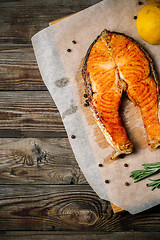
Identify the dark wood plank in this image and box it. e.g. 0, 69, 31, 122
0, 47, 46, 90
0, 0, 102, 91
1, 0, 159, 234
0, 138, 86, 184
0, 91, 67, 137
1, 231, 160, 240
0, 185, 113, 231
0, 185, 159, 231
0, 0, 102, 46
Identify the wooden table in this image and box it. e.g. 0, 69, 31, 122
0, 0, 160, 239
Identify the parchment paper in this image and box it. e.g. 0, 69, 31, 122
32, 0, 160, 214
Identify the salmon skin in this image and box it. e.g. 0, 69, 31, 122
82, 29, 160, 160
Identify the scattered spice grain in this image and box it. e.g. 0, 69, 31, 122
105, 180, 110, 184
125, 182, 130, 186
138, 1, 143, 5
72, 40, 77, 44
98, 164, 103, 167
67, 49, 72, 52
124, 163, 128, 167
71, 135, 76, 139
134, 16, 137, 20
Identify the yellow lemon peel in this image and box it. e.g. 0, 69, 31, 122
136, 2, 160, 45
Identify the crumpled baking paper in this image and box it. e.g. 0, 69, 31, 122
32, 0, 160, 214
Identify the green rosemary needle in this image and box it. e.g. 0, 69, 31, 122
130, 162, 160, 190
147, 179, 160, 191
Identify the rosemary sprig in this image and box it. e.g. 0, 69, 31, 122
147, 179, 160, 191
130, 162, 160, 190
130, 162, 160, 182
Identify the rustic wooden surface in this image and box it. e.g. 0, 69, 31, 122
0, 0, 160, 239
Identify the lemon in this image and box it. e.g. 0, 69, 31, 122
136, 2, 160, 45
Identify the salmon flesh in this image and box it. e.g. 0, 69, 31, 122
82, 29, 160, 160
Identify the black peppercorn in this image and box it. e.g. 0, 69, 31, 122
138, 1, 143, 5
134, 16, 137, 20
67, 49, 72, 52
125, 182, 130, 186
105, 179, 110, 184
84, 94, 88, 98
98, 164, 103, 167
71, 135, 76, 139
72, 40, 77, 44
124, 163, 128, 167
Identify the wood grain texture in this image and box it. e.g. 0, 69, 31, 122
1, 0, 160, 236
0, 0, 101, 91
0, 47, 46, 90
0, 138, 86, 184
0, 185, 159, 232
0, 91, 67, 137
1, 231, 160, 240
0, 0, 102, 46
0, 185, 113, 231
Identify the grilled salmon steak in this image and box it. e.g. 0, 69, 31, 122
82, 29, 160, 159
